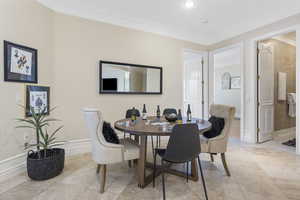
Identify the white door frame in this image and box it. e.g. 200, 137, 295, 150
249, 25, 300, 154
182, 49, 209, 119
209, 42, 245, 141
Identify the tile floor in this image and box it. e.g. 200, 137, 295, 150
0, 137, 299, 200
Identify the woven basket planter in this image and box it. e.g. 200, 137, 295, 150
27, 148, 65, 181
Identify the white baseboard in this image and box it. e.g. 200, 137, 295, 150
65, 139, 91, 156
0, 139, 91, 183
0, 153, 27, 183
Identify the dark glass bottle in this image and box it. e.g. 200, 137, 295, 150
131, 107, 137, 122
187, 104, 192, 122
177, 109, 183, 124
156, 105, 161, 119
142, 104, 147, 120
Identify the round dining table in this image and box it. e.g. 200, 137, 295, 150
114, 116, 211, 188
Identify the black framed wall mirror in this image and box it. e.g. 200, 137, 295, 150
99, 61, 163, 94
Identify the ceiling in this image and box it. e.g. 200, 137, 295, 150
37, 0, 300, 45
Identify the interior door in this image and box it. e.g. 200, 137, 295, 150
257, 43, 274, 143
183, 54, 203, 118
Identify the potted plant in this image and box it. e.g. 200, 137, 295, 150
16, 106, 65, 181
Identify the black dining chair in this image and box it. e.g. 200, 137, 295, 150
153, 108, 178, 149
163, 108, 177, 116
125, 108, 141, 119
153, 124, 208, 200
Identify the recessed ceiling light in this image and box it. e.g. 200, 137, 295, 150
199, 18, 208, 24
185, 0, 195, 9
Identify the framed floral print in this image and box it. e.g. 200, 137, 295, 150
26, 86, 50, 117
4, 41, 38, 83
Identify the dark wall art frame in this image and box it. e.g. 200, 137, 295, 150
4, 40, 38, 83
26, 85, 50, 117
99, 60, 163, 95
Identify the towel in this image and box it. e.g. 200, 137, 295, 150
287, 93, 296, 118
278, 72, 287, 101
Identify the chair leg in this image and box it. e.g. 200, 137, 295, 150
221, 153, 231, 177
186, 161, 189, 183
210, 154, 214, 162
161, 160, 166, 200
158, 136, 161, 147
151, 136, 155, 158
198, 156, 208, 200
128, 160, 132, 168
99, 165, 107, 193
96, 164, 100, 174
153, 151, 157, 188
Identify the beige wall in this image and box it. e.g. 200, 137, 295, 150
0, 1, 207, 162
0, 0, 207, 163
52, 13, 207, 141
262, 39, 296, 130
0, 0, 54, 160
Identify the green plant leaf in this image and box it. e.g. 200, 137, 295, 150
39, 127, 47, 142
39, 122, 49, 127
16, 105, 63, 152
48, 137, 56, 144
37, 107, 48, 121
49, 106, 57, 112
16, 118, 36, 126
48, 143, 65, 148
24, 143, 39, 150
39, 140, 46, 146
15, 125, 35, 129
49, 126, 63, 140
41, 118, 61, 123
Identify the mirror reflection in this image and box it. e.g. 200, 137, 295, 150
100, 61, 162, 94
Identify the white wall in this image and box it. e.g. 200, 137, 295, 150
214, 64, 241, 118
211, 19, 300, 149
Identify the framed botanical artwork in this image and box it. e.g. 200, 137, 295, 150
4, 41, 38, 83
230, 76, 241, 89
26, 86, 50, 117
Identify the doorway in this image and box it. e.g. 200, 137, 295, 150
183, 50, 205, 119
212, 45, 243, 140
257, 31, 297, 146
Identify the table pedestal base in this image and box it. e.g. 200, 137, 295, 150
138, 160, 199, 188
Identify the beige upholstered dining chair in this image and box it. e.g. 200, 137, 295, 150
200, 104, 235, 176
83, 108, 139, 193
